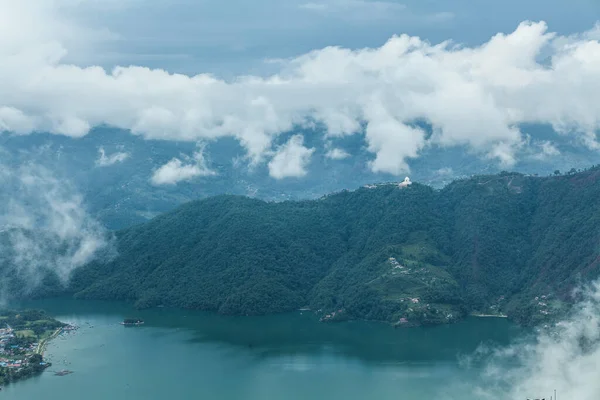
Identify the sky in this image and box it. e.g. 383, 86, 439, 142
1, 0, 600, 181
63, 0, 600, 76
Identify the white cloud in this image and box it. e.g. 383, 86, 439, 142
471, 281, 600, 400
531, 140, 561, 160
268, 135, 315, 179
539, 140, 561, 156
435, 167, 453, 176
0, 161, 110, 298
1, 1, 600, 176
95, 146, 130, 167
0, 0, 117, 61
326, 148, 351, 160
151, 147, 216, 185
0, 107, 37, 134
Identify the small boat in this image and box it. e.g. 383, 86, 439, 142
121, 318, 144, 326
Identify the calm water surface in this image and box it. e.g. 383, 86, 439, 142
2, 298, 521, 399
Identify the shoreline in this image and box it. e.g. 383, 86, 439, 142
35, 327, 63, 356
470, 313, 508, 318
0, 314, 73, 388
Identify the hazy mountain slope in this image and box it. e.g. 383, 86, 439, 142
1, 124, 598, 230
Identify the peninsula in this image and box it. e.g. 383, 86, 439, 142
0, 309, 75, 387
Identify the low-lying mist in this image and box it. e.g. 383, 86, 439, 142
0, 159, 111, 301
452, 281, 600, 400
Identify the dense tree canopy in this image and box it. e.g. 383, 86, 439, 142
15, 167, 600, 325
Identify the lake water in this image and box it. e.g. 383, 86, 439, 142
2, 298, 522, 399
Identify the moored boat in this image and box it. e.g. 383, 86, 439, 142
121, 318, 144, 326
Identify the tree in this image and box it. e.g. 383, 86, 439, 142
29, 354, 42, 365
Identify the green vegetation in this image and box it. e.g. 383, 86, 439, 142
0, 309, 69, 386
29, 166, 600, 326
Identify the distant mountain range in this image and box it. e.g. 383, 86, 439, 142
59, 167, 600, 327
1, 124, 598, 230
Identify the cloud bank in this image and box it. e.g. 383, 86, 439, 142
465, 282, 600, 400
1, 2, 600, 176
0, 161, 110, 298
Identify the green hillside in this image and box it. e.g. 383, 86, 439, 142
60, 166, 600, 326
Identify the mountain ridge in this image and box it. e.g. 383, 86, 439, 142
19, 166, 600, 326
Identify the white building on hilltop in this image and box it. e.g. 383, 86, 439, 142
399, 177, 412, 188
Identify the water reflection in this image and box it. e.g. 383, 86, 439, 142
20, 297, 521, 365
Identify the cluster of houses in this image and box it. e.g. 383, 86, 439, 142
388, 257, 430, 279
363, 177, 413, 190
320, 309, 344, 322
535, 295, 551, 315
397, 302, 454, 325
386, 257, 460, 323
0, 358, 28, 369
388, 257, 414, 276
0, 326, 16, 355
62, 325, 77, 333
0, 326, 40, 370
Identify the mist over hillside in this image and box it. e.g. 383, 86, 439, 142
0, 161, 111, 303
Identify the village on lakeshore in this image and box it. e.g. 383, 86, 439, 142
0, 309, 76, 387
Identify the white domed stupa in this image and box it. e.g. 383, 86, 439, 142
399, 177, 412, 188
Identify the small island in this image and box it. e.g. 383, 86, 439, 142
121, 318, 144, 326
0, 309, 75, 387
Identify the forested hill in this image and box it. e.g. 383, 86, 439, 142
68, 167, 600, 326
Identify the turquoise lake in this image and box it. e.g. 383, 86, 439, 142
1, 298, 522, 399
